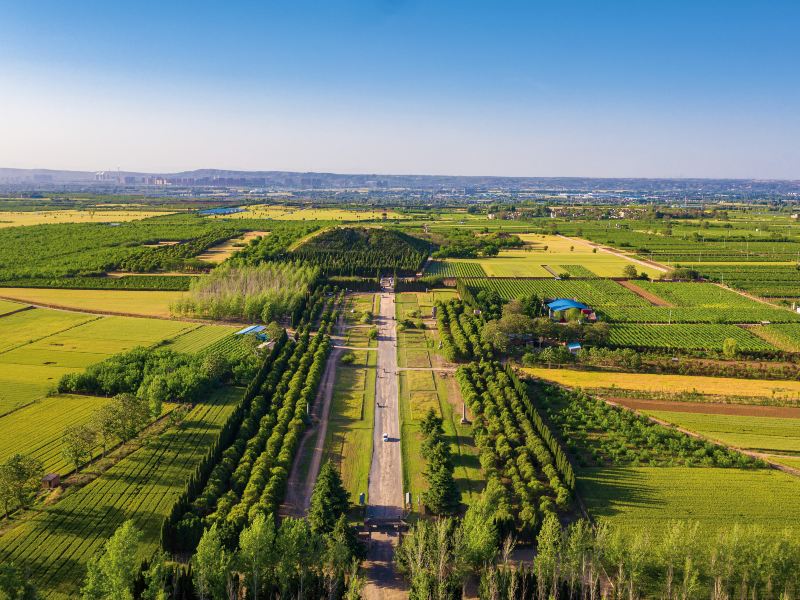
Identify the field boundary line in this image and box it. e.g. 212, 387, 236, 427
0, 304, 34, 319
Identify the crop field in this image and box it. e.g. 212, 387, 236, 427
642, 410, 800, 454
0, 309, 198, 413
578, 466, 800, 538
0, 394, 111, 474
424, 260, 486, 277
465, 278, 800, 324
162, 324, 238, 353
0, 287, 186, 318
457, 233, 663, 278
555, 220, 800, 264
323, 349, 376, 502
524, 368, 800, 402
464, 277, 653, 307
687, 263, 800, 298
0, 308, 97, 353
0, 299, 26, 315
0, 387, 241, 599
0, 209, 175, 228
607, 323, 776, 352
228, 204, 410, 221
754, 323, 800, 352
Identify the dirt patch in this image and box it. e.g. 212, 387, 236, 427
617, 280, 674, 306
197, 231, 269, 263
610, 396, 800, 418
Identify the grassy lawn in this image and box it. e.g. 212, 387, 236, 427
323, 347, 376, 505
396, 290, 484, 512
525, 367, 800, 402
578, 465, 800, 538
0, 287, 186, 318
643, 410, 800, 454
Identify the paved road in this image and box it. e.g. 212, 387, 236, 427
364, 284, 407, 599
367, 287, 403, 520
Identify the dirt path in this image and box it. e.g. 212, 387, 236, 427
364, 282, 408, 599
282, 314, 345, 517
617, 280, 674, 306
609, 397, 800, 418
557, 234, 669, 273
712, 281, 790, 309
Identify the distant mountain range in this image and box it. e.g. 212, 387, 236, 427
0, 167, 798, 195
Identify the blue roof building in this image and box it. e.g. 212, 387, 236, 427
546, 298, 589, 312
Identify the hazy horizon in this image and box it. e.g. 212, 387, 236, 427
1, 1, 798, 179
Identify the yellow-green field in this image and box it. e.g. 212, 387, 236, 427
0, 209, 175, 228
525, 367, 800, 401
0, 299, 26, 316
0, 394, 111, 474
0, 288, 186, 318
224, 204, 410, 221
0, 308, 207, 414
448, 233, 663, 278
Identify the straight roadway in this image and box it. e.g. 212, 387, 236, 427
364, 280, 407, 599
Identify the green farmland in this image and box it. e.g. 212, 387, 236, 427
644, 410, 800, 454
0, 394, 111, 475
578, 466, 800, 538
0, 387, 240, 599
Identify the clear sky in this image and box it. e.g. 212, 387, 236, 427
1, 1, 798, 178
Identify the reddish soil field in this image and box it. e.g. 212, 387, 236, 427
609, 396, 800, 418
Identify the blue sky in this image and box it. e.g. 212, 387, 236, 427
1, 1, 798, 178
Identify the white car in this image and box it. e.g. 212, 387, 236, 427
382, 433, 389, 442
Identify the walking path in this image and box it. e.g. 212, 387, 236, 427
364, 281, 408, 599
557, 234, 669, 273
282, 314, 345, 516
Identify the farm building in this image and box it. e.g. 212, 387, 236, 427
547, 298, 596, 322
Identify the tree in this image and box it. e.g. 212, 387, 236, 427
141, 549, 169, 600
193, 524, 233, 600
108, 393, 150, 442
308, 462, 350, 534
265, 321, 284, 342
323, 515, 363, 596
534, 513, 563, 600
62, 424, 97, 472
0, 454, 44, 513
723, 338, 739, 358
140, 376, 169, 418
584, 322, 610, 346
622, 264, 638, 278
238, 513, 277, 600
0, 562, 39, 600
80, 520, 142, 600
457, 491, 499, 572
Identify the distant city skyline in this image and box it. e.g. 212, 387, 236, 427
1, 1, 798, 179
